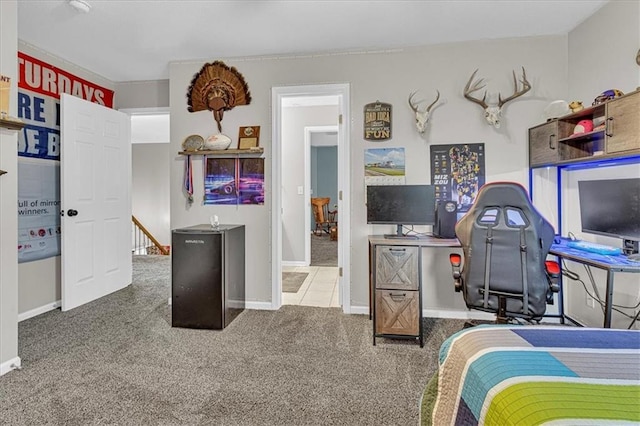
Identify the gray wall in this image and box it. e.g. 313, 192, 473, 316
568, 0, 639, 103
131, 143, 171, 246
0, 0, 20, 374
116, 80, 171, 248
310, 145, 338, 229
169, 35, 570, 310
114, 80, 169, 110
282, 105, 338, 263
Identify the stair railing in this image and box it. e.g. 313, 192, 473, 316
132, 215, 169, 255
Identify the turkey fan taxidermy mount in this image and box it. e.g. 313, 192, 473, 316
186, 61, 252, 132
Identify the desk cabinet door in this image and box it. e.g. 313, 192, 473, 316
606, 91, 640, 154
375, 290, 419, 335
375, 246, 419, 290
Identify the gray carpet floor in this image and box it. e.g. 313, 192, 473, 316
311, 233, 337, 266
0, 255, 465, 425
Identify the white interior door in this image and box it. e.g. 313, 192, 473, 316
61, 93, 132, 311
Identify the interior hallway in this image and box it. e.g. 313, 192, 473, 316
282, 266, 340, 308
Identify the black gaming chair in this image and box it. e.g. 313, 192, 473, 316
449, 182, 559, 323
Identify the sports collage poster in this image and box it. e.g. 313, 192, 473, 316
204, 157, 265, 205
17, 52, 114, 263
430, 143, 485, 218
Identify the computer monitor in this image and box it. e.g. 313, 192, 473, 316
366, 184, 436, 238
578, 177, 640, 255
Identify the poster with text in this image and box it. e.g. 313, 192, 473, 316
364, 147, 406, 186
17, 51, 114, 262
17, 160, 61, 262
430, 143, 485, 216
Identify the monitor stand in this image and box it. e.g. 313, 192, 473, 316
384, 224, 418, 240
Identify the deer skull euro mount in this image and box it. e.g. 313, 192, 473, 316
408, 90, 440, 134
463, 67, 531, 129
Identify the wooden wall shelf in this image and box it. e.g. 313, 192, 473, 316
179, 147, 264, 156
0, 117, 25, 131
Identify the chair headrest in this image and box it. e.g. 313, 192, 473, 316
471, 182, 532, 210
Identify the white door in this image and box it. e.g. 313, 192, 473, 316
61, 93, 132, 311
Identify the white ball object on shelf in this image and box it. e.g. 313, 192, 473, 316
203, 133, 232, 150
542, 100, 571, 122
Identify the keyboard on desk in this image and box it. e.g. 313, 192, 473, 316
566, 240, 622, 255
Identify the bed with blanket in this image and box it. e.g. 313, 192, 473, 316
420, 325, 640, 425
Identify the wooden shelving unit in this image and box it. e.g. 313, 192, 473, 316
179, 147, 264, 156
529, 90, 639, 168
0, 117, 25, 131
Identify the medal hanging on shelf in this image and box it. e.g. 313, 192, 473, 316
183, 154, 193, 204
203, 156, 208, 203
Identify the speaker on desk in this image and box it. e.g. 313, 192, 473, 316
434, 200, 458, 239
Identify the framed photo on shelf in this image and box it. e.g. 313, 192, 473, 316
238, 126, 260, 149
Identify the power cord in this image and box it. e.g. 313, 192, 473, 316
561, 260, 640, 328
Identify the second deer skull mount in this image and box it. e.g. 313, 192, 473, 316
463, 67, 531, 129
408, 90, 440, 134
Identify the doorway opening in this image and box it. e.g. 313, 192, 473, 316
122, 107, 171, 256
271, 84, 351, 312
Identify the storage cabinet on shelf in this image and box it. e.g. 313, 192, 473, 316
606, 92, 640, 154
373, 245, 423, 346
528, 90, 639, 167
528, 120, 560, 167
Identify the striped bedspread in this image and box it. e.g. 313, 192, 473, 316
431, 326, 640, 425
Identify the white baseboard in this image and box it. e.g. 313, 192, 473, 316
245, 301, 278, 310
282, 261, 307, 267
18, 300, 61, 322
422, 309, 495, 321
349, 305, 369, 315
248, 303, 491, 321
0, 357, 21, 376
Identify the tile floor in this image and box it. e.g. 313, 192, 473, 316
282, 265, 340, 308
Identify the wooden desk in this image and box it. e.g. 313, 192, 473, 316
368, 235, 460, 346
550, 242, 640, 328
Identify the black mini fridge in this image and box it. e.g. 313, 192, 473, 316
171, 224, 245, 329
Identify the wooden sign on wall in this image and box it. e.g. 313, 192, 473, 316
364, 101, 392, 141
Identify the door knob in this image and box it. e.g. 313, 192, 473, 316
67, 209, 78, 217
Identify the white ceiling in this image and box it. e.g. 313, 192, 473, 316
17, 0, 609, 83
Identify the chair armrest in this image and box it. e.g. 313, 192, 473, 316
450, 253, 463, 292
545, 260, 560, 294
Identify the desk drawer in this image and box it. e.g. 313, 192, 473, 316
375, 245, 419, 290
375, 290, 419, 335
